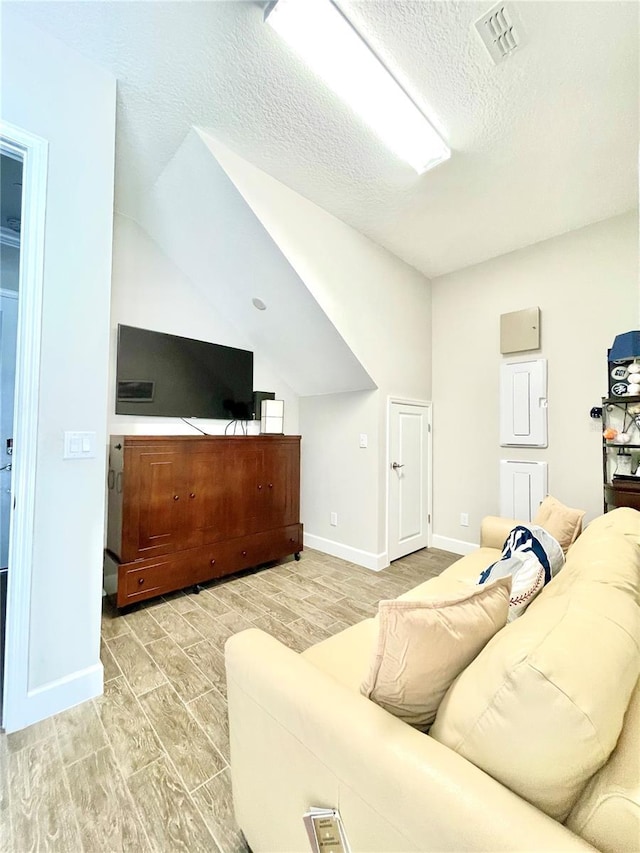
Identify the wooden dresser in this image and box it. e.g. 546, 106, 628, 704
105, 434, 302, 608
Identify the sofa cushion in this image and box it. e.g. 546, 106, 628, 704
586, 505, 640, 537
397, 547, 502, 601
302, 618, 377, 691
532, 495, 585, 553
531, 526, 640, 608
430, 583, 640, 822
477, 525, 564, 621
360, 577, 511, 731
565, 676, 640, 853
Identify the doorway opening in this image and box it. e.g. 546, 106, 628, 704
0, 151, 22, 725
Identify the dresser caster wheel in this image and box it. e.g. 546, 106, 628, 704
191, 583, 204, 595
294, 552, 301, 561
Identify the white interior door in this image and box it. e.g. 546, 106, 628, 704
388, 400, 431, 561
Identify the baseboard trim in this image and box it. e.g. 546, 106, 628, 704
431, 534, 478, 556
3, 662, 103, 734
303, 533, 388, 572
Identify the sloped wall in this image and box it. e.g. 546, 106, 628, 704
138, 129, 374, 398
200, 134, 432, 565
109, 215, 300, 437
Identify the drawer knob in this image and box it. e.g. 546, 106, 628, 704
290, 537, 295, 543
241, 550, 247, 557
189, 493, 196, 499
173, 495, 180, 501
210, 559, 216, 567
257, 484, 262, 490
138, 578, 144, 585
268, 483, 273, 489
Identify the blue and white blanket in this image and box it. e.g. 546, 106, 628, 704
478, 525, 565, 621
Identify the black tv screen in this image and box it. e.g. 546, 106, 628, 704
115, 325, 253, 420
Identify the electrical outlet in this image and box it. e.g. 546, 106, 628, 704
460, 512, 469, 527
330, 512, 338, 527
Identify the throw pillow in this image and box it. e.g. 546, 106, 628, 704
360, 576, 511, 731
533, 495, 585, 553
478, 524, 564, 621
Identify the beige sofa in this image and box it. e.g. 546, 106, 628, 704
225, 509, 640, 852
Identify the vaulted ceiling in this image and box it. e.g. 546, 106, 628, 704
15, 0, 639, 277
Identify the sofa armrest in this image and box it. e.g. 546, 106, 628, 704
480, 515, 523, 549
225, 629, 596, 853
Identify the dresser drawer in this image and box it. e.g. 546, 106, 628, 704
115, 524, 304, 607
221, 524, 302, 572
117, 544, 228, 607
253, 524, 303, 562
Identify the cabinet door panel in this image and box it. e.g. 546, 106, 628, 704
261, 442, 300, 529
225, 445, 263, 536
188, 444, 230, 545
123, 448, 186, 561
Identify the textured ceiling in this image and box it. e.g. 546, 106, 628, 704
12, 0, 639, 277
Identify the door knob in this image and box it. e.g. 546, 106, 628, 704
391, 462, 404, 470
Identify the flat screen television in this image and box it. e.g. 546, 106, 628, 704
115, 325, 253, 420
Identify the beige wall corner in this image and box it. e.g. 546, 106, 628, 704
431, 211, 639, 544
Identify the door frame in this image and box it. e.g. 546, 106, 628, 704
1, 122, 48, 731
386, 397, 433, 563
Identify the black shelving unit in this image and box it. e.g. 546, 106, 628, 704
602, 396, 640, 512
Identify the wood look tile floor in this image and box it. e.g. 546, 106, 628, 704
0, 546, 457, 853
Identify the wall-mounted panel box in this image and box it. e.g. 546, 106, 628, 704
499, 460, 548, 521
500, 307, 540, 354
500, 359, 548, 447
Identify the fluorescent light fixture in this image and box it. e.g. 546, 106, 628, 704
265, 0, 450, 174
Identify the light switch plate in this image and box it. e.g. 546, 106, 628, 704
64, 431, 97, 459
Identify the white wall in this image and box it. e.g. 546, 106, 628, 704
1, 9, 116, 727
299, 391, 381, 562
431, 212, 639, 551
109, 215, 299, 437
206, 136, 432, 564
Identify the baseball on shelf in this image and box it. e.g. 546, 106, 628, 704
617, 433, 632, 444
627, 383, 640, 396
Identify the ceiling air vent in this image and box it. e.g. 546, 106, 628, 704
474, 2, 524, 64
